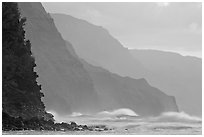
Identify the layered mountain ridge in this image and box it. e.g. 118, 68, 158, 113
51, 13, 201, 116
51, 13, 147, 79
130, 49, 202, 116
18, 2, 178, 117
66, 39, 179, 116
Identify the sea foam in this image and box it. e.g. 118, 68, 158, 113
97, 108, 139, 117
150, 111, 201, 123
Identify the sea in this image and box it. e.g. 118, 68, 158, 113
3, 108, 202, 135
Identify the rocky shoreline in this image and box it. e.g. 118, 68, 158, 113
2, 112, 110, 132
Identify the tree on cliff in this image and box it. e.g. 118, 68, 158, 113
2, 2, 46, 119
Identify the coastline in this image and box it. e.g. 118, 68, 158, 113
2, 127, 201, 135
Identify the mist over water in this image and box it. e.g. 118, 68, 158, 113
150, 111, 201, 123
47, 108, 201, 134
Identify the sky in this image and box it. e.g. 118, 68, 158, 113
42, 2, 202, 58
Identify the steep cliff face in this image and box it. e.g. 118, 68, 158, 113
18, 2, 99, 115
130, 49, 202, 116
2, 2, 46, 120
65, 41, 178, 116
82, 62, 179, 116
51, 13, 147, 79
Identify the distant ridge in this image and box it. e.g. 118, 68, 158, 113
130, 49, 202, 116
130, 49, 201, 59
51, 13, 147, 79
65, 40, 179, 116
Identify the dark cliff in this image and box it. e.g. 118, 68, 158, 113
2, 2, 46, 120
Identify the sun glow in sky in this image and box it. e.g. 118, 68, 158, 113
157, 2, 170, 7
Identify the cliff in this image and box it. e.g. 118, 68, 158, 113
2, 2, 46, 120
51, 13, 147, 79
18, 2, 99, 115
130, 49, 202, 116
65, 40, 178, 116
52, 13, 201, 116
17, 2, 178, 116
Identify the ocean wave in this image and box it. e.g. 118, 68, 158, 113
150, 111, 202, 123
46, 110, 64, 123
70, 112, 83, 117
97, 108, 139, 117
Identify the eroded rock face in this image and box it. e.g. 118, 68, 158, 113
3, 112, 106, 131
18, 2, 99, 115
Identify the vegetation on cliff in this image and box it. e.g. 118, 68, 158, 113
2, 2, 48, 121
2, 3, 109, 132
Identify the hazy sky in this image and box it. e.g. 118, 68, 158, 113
43, 2, 202, 58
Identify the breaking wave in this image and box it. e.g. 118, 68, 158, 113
47, 109, 202, 130
46, 110, 64, 123
150, 111, 202, 123
97, 108, 139, 117
71, 112, 83, 117
29, 110, 202, 134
